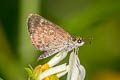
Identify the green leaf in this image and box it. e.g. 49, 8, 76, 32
28, 64, 34, 71
25, 67, 33, 77
0, 77, 3, 80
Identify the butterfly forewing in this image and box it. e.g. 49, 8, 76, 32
27, 14, 72, 52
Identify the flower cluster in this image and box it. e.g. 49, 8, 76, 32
25, 50, 85, 80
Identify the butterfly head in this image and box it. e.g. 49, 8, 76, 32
72, 37, 84, 47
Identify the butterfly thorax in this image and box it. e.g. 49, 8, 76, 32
64, 37, 84, 52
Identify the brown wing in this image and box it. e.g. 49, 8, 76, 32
27, 14, 72, 51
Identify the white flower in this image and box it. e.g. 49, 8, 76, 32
47, 51, 68, 67
38, 63, 70, 80
67, 51, 86, 80
25, 47, 86, 80
38, 50, 86, 80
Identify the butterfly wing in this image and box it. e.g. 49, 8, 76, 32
27, 14, 72, 52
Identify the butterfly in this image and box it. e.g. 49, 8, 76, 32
27, 14, 84, 60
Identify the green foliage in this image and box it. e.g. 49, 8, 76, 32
25, 65, 33, 78
0, 77, 3, 80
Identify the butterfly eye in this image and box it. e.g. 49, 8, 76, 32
77, 39, 82, 43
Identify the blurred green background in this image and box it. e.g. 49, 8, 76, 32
0, 0, 120, 80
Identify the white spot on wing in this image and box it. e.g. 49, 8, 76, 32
40, 19, 44, 24
49, 30, 54, 33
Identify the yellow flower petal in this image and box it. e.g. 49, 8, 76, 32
43, 75, 59, 80
44, 76, 50, 80
41, 64, 50, 71
34, 65, 42, 72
